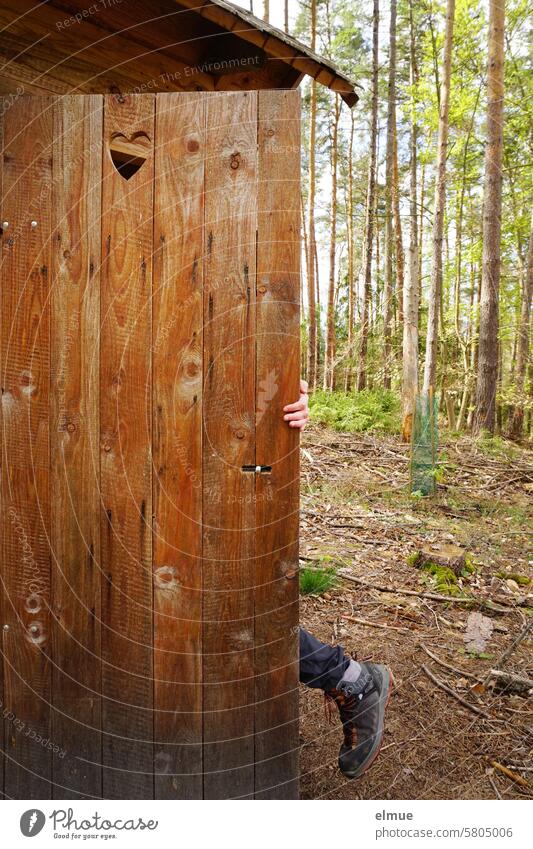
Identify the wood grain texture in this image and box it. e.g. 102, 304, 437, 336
254, 90, 300, 799
100, 94, 154, 799
50, 95, 102, 799
0, 0, 215, 98
152, 92, 204, 799
0, 90, 301, 799
202, 91, 257, 799
0, 96, 53, 798
0, 107, 4, 801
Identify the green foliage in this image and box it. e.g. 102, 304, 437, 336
462, 555, 477, 576
296, 0, 531, 437
496, 571, 531, 586
299, 565, 338, 596
464, 650, 495, 661
419, 562, 461, 596
309, 389, 400, 433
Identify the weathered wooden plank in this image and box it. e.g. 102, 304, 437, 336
254, 90, 300, 799
100, 93, 154, 799
152, 92, 204, 799
202, 91, 257, 799
0, 0, 215, 96
50, 95, 103, 799
0, 96, 53, 798
0, 105, 4, 801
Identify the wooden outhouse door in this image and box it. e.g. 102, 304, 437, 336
0, 92, 300, 800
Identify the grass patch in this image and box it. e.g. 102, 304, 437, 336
309, 389, 400, 434
299, 565, 338, 596
474, 434, 522, 461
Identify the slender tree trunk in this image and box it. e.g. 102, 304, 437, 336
357, 0, 379, 391
422, 0, 455, 396
262, 0, 269, 24
467, 265, 483, 429
383, 0, 398, 390
284, 0, 289, 33
454, 190, 463, 354
418, 160, 425, 295
301, 192, 309, 379
325, 94, 340, 390
474, 0, 505, 434
374, 179, 381, 344
457, 221, 477, 431
314, 233, 321, 375
345, 112, 356, 391
392, 115, 405, 330
401, 0, 420, 442
508, 213, 533, 439
390, 1, 405, 339
454, 126, 475, 357
306, 0, 318, 389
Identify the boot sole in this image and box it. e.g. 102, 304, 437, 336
340, 665, 393, 780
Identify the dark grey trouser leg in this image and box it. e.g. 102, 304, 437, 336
299, 627, 351, 691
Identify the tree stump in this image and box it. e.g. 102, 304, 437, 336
411, 544, 467, 577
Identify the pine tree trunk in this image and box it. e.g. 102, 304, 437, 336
508, 213, 533, 439
467, 265, 483, 429
390, 0, 405, 339
263, 0, 269, 24
422, 0, 455, 396
383, 0, 398, 391
301, 193, 309, 380
357, 0, 379, 392
418, 161, 425, 294
473, 0, 505, 434
345, 112, 356, 391
456, 195, 476, 431
392, 114, 405, 331
401, 0, 420, 442
306, 0, 318, 389
324, 95, 340, 391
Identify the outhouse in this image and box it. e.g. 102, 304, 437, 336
0, 0, 357, 800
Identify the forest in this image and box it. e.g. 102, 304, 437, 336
252, 0, 531, 443
245, 0, 532, 800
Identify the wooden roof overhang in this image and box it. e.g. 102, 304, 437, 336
0, 0, 359, 105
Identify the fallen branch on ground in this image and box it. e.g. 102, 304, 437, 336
489, 760, 530, 789
342, 614, 412, 634
337, 569, 513, 614
482, 617, 533, 687
421, 664, 492, 718
487, 773, 502, 799
419, 643, 482, 682
486, 669, 533, 693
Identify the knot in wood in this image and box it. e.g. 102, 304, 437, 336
230, 152, 241, 170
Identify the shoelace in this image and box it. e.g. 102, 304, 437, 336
324, 691, 337, 724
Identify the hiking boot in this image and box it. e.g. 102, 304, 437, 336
325, 662, 392, 779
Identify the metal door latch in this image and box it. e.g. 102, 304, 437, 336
241, 465, 272, 473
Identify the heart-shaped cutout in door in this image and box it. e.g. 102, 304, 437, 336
109, 131, 151, 180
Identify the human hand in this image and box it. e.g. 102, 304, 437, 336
283, 379, 309, 430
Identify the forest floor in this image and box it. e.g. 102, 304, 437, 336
298, 423, 533, 801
